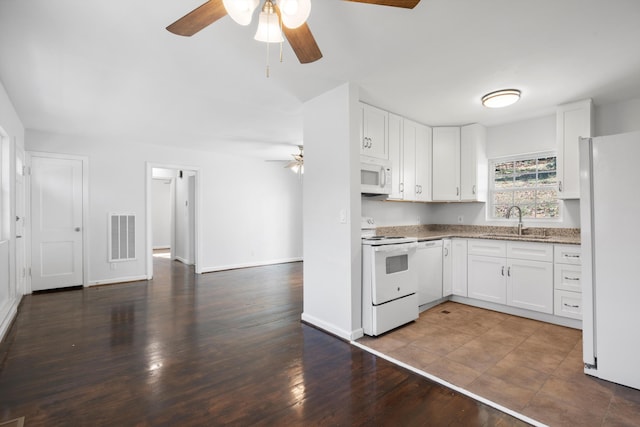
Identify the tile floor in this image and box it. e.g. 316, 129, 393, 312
357, 301, 640, 427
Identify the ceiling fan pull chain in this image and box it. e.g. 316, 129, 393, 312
266, 39, 270, 78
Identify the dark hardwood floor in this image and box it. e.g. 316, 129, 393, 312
0, 256, 529, 426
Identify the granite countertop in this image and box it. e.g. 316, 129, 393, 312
374, 224, 581, 245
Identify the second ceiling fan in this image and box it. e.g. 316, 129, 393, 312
167, 0, 421, 64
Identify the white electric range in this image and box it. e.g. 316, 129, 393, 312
361, 217, 419, 336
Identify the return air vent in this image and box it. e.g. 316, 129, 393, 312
109, 213, 136, 262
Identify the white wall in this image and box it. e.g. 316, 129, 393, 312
151, 178, 171, 249
0, 79, 25, 341
25, 130, 303, 285
302, 83, 362, 340
595, 98, 640, 136
362, 198, 431, 226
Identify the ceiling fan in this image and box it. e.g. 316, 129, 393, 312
166, 0, 421, 64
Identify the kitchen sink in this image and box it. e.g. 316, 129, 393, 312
482, 233, 551, 240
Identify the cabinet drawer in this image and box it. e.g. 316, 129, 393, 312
507, 241, 553, 262
554, 263, 582, 292
554, 245, 582, 265
554, 289, 582, 320
468, 239, 506, 257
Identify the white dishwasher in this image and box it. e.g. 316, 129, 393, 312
416, 240, 443, 306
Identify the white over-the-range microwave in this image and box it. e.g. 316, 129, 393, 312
361, 157, 391, 196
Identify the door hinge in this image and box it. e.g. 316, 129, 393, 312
22, 166, 31, 176
28, 267, 32, 277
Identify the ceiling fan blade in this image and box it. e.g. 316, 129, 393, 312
343, 0, 420, 8
274, 5, 322, 64
282, 23, 323, 64
166, 0, 228, 37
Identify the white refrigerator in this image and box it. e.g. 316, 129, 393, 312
579, 131, 640, 390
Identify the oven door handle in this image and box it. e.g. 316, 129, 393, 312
373, 244, 416, 253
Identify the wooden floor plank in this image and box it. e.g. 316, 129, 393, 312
0, 257, 529, 426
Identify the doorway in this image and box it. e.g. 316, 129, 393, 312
146, 163, 201, 279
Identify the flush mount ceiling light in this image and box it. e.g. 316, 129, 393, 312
482, 89, 521, 108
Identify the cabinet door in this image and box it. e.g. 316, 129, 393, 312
556, 99, 593, 199
460, 124, 487, 201
468, 255, 506, 304
432, 127, 460, 201
507, 259, 553, 314
451, 239, 468, 297
361, 103, 389, 160
443, 239, 453, 296
414, 121, 432, 202
402, 120, 417, 200
388, 113, 404, 200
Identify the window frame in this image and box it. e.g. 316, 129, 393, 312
487, 151, 562, 222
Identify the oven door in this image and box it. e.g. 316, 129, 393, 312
371, 243, 417, 305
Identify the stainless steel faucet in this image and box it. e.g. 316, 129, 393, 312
506, 205, 524, 235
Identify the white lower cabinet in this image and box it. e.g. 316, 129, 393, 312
553, 245, 582, 319
467, 239, 554, 314
442, 239, 453, 296
506, 258, 553, 314
468, 254, 506, 304
451, 239, 468, 297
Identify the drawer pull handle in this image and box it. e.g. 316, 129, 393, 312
564, 254, 580, 258
563, 303, 580, 309
501, 266, 505, 276
564, 276, 580, 281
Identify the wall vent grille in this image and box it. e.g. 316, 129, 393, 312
109, 213, 136, 262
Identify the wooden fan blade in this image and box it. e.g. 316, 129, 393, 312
343, 0, 420, 8
166, 0, 228, 37
281, 23, 323, 64
274, 5, 322, 64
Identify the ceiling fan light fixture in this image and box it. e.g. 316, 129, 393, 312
482, 89, 521, 108
254, 1, 284, 43
223, 0, 259, 26
280, 0, 311, 29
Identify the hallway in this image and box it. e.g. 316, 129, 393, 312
0, 257, 526, 426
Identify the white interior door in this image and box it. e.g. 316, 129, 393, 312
15, 147, 26, 295
31, 155, 83, 291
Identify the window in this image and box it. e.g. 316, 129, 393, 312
489, 154, 559, 219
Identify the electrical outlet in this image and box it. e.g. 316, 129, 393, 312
457, 215, 464, 224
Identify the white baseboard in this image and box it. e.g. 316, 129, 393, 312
88, 275, 148, 287
175, 256, 192, 265
153, 246, 170, 250
0, 296, 21, 343
301, 312, 360, 341
200, 257, 303, 273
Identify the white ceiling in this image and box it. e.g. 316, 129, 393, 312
1, 0, 639, 159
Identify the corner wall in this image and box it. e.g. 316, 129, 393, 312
301, 83, 362, 340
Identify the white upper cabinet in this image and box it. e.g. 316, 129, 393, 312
556, 99, 593, 199
460, 123, 487, 202
432, 127, 460, 201
360, 103, 389, 160
388, 113, 404, 199
410, 120, 432, 202
388, 115, 432, 202
432, 124, 487, 202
